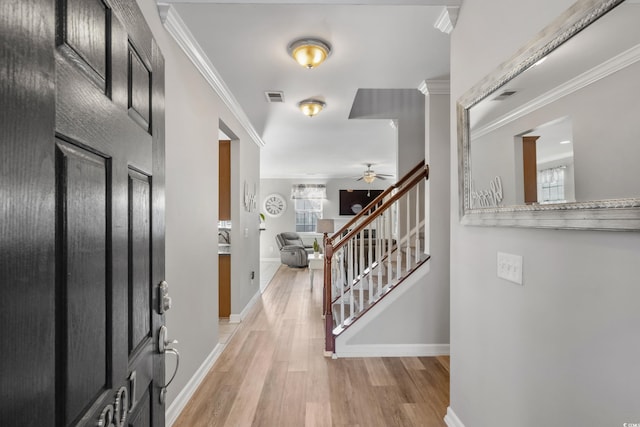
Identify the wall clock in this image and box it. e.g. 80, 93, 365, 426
263, 193, 287, 217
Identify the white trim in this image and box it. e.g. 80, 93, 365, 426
334, 343, 449, 358
434, 6, 459, 34
473, 43, 640, 140
229, 289, 261, 324
444, 407, 466, 427
158, 4, 265, 148
419, 79, 451, 95
166, 343, 224, 426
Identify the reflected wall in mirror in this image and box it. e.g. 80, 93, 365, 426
458, 0, 640, 230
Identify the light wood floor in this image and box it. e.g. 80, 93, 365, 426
175, 266, 449, 427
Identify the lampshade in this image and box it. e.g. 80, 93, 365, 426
316, 219, 335, 234
363, 174, 375, 184
298, 99, 325, 117
287, 38, 331, 69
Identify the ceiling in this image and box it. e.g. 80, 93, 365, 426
164, 0, 458, 180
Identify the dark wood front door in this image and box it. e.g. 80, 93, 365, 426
1, 0, 166, 425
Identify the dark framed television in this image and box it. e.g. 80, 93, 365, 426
339, 189, 383, 216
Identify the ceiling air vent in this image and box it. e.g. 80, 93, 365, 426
264, 91, 285, 103
493, 90, 517, 101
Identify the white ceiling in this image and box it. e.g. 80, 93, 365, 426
166, 0, 456, 179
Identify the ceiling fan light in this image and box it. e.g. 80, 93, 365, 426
298, 99, 325, 117
288, 38, 331, 69
363, 175, 375, 184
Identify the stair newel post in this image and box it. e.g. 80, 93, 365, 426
324, 239, 335, 354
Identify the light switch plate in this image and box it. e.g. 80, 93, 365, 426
497, 252, 523, 285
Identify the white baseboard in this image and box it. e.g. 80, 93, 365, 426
166, 343, 224, 426
444, 407, 466, 427
229, 289, 261, 324
334, 343, 449, 358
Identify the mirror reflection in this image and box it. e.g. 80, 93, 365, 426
467, 0, 640, 210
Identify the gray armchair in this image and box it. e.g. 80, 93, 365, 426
276, 232, 312, 268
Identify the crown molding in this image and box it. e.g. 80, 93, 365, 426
418, 79, 450, 95
158, 3, 265, 148
434, 6, 459, 34
472, 42, 640, 140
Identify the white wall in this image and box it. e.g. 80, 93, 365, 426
135, 0, 261, 408
450, 1, 640, 426
230, 139, 261, 315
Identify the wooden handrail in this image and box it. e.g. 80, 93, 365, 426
329, 164, 429, 253
329, 160, 426, 242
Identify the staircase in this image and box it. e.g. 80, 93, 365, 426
323, 161, 430, 354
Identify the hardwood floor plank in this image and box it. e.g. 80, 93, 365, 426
382, 358, 422, 404
250, 361, 288, 427
304, 401, 332, 427
401, 356, 427, 371
436, 355, 450, 373
278, 371, 306, 426
402, 403, 446, 427
173, 266, 449, 427
304, 339, 331, 403
365, 357, 397, 386
224, 332, 275, 426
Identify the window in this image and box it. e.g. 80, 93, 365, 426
291, 184, 326, 232
537, 166, 566, 204
295, 198, 323, 232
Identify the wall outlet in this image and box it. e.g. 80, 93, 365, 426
497, 252, 523, 285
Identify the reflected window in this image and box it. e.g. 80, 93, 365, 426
538, 166, 566, 204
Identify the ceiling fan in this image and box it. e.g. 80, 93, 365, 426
356, 164, 393, 183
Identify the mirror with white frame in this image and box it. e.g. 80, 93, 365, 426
457, 0, 640, 230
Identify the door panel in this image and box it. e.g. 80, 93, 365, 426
55, 140, 111, 425
128, 44, 152, 132
63, 0, 109, 81
128, 169, 152, 355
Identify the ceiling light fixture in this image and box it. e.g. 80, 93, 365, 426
287, 38, 332, 69
298, 99, 326, 117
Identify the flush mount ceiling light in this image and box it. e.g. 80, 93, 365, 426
298, 99, 326, 117
287, 38, 331, 69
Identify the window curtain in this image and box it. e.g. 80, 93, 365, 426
538, 166, 565, 185
290, 184, 326, 200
